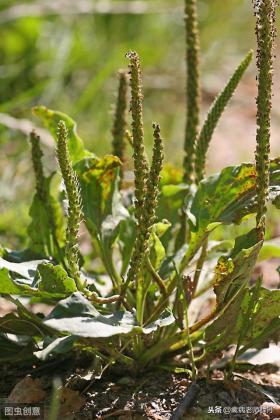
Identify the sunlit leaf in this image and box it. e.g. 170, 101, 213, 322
38, 263, 77, 296
182, 159, 280, 267
0, 257, 44, 279
0, 260, 76, 299
188, 159, 280, 234
0, 268, 34, 295
32, 106, 92, 163
149, 232, 166, 271
74, 155, 122, 234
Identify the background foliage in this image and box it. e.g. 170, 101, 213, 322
0, 0, 278, 248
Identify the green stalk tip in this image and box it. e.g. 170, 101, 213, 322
56, 120, 83, 289
126, 50, 149, 225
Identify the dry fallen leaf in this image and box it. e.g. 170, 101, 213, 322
7, 376, 46, 403
58, 387, 86, 418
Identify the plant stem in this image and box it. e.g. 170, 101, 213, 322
192, 239, 208, 297
47, 377, 62, 420
183, 0, 201, 184
253, 0, 276, 239
174, 264, 197, 380
146, 257, 167, 297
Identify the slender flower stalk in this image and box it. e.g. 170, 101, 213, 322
56, 120, 84, 290
253, 0, 276, 239
30, 130, 46, 201
120, 50, 150, 289
195, 50, 253, 183
29, 130, 64, 263
143, 123, 164, 231
126, 123, 164, 286
126, 51, 149, 224
183, 0, 201, 183
112, 70, 129, 180
119, 122, 164, 310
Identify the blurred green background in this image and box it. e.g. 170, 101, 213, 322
1, 0, 279, 248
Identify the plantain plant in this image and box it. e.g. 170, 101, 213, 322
1, 0, 280, 380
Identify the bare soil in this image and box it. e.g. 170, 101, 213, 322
1, 356, 280, 420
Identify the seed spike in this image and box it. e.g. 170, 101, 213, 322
112, 69, 129, 180
56, 120, 84, 290
253, 0, 276, 239
120, 123, 164, 306
183, 0, 201, 184
195, 50, 253, 183
30, 129, 46, 201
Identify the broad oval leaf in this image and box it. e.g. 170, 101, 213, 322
205, 286, 280, 358
43, 292, 175, 338
38, 263, 77, 296
213, 229, 262, 310
188, 159, 280, 234
0, 257, 45, 279
74, 155, 122, 234
179, 159, 280, 269
33, 106, 93, 163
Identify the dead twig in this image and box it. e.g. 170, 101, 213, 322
97, 409, 135, 419
170, 382, 200, 420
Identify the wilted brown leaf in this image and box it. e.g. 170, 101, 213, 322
7, 376, 46, 403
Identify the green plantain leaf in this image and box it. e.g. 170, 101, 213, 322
43, 292, 175, 338
27, 175, 65, 261
100, 170, 130, 247
158, 184, 189, 225
189, 159, 280, 234
74, 155, 122, 234
33, 106, 92, 163
213, 229, 262, 310
118, 217, 137, 276
0, 257, 44, 279
181, 159, 280, 267
0, 333, 35, 362
0, 268, 35, 295
1, 248, 44, 263
0, 312, 49, 336
149, 232, 166, 271
35, 336, 77, 361
38, 263, 77, 296
157, 184, 189, 248
205, 286, 280, 358
0, 260, 76, 299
